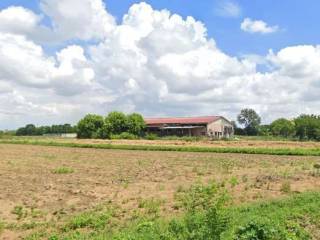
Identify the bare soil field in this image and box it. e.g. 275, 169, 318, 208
0, 144, 320, 239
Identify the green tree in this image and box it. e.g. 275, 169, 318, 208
77, 114, 104, 139
127, 113, 146, 136
98, 120, 112, 139
270, 118, 295, 137
237, 109, 261, 136
258, 125, 271, 136
16, 127, 27, 136
294, 115, 320, 140
25, 124, 37, 136
106, 111, 128, 134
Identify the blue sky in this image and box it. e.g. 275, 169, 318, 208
1, 0, 319, 56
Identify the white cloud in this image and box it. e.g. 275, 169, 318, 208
0, 1, 319, 129
0, 32, 95, 95
241, 18, 279, 34
40, 0, 115, 41
0, 6, 41, 34
215, 1, 241, 18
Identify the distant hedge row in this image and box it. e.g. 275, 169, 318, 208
16, 124, 76, 136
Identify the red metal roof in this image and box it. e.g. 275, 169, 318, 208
144, 116, 221, 125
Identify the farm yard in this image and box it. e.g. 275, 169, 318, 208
0, 141, 320, 239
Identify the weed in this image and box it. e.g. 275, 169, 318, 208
280, 181, 291, 193
192, 166, 204, 176
312, 163, 320, 177
241, 174, 248, 183
138, 198, 163, 217
65, 209, 113, 231
229, 176, 239, 188
0, 221, 4, 234
52, 167, 74, 174
157, 184, 165, 191
176, 185, 184, 193
220, 159, 234, 174
11, 206, 27, 220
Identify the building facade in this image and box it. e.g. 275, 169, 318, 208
145, 116, 234, 138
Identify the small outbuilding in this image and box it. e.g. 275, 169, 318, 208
145, 116, 234, 138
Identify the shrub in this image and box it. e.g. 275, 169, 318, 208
235, 220, 310, 240
77, 114, 104, 139
145, 133, 158, 140
106, 111, 129, 135
111, 132, 138, 140
235, 221, 285, 240
127, 113, 146, 136
98, 120, 112, 139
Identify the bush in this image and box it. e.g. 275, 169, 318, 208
77, 114, 104, 139
98, 120, 112, 139
127, 113, 146, 136
235, 221, 285, 240
235, 220, 310, 240
106, 111, 129, 135
145, 133, 159, 140
111, 132, 138, 140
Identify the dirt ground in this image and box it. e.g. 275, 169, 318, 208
0, 144, 320, 239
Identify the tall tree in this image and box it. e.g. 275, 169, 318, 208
294, 114, 320, 140
237, 109, 261, 135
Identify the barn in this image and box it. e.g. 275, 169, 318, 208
145, 116, 234, 138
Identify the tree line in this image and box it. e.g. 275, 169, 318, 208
235, 108, 320, 141
16, 124, 76, 136
13, 109, 320, 141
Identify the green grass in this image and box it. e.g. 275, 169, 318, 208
1, 139, 320, 156
24, 183, 320, 240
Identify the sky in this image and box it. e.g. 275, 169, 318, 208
0, 0, 319, 129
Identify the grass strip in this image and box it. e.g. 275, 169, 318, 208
0, 139, 320, 156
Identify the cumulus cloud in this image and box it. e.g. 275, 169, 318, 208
40, 0, 115, 41
241, 18, 279, 34
0, 1, 319, 128
0, 6, 41, 34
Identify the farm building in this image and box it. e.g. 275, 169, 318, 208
145, 116, 234, 138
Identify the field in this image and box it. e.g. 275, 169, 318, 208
0, 141, 320, 239
1, 137, 320, 156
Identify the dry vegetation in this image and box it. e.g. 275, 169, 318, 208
0, 144, 320, 239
